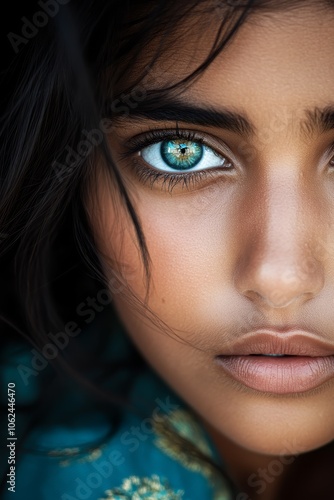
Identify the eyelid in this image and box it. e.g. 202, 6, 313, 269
316, 141, 334, 169
120, 127, 236, 163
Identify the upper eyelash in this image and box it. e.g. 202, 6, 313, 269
329, 144, 334, 165
120, 128, 206, 159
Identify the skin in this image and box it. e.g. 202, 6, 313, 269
87, 5, 334, 499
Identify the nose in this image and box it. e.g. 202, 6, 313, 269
234, 170, 325, 309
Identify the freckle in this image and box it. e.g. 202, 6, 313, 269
161, 298, 165, 303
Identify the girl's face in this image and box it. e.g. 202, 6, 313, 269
89, 5, 334, 460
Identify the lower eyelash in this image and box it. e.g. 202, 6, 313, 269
131, 159, 220, 193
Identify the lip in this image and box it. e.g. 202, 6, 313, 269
215, 330, 334, 394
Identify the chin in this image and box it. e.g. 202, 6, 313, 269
220, 412, 334, 458
196, 386, 334, 459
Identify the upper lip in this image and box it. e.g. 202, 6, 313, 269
220, 328, 334, 357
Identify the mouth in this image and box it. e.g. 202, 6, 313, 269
250, 353, 288, 356
215, 330, 334, 394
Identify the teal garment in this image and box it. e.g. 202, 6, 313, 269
1, 308, 236, 500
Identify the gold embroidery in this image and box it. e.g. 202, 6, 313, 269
152, 409, 231, 500
100, 474, 184, 499
48, 445, 103, 467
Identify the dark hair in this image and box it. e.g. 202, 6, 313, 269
0, 0, 330, 495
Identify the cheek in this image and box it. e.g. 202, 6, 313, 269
103, 183, 240, 329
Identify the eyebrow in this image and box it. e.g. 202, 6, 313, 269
107, 95, 334, 139
107, 95, 255, 136
301, 106, 334, 137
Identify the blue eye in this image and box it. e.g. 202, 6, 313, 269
161, 140, 203, 170
140, 138, 231, 172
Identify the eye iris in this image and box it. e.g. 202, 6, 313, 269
161, 139, 203, 170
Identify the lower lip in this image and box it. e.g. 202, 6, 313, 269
216, 355, 334, 394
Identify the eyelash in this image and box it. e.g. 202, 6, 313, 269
326, 141, 334, 164
120, 128, 234, 193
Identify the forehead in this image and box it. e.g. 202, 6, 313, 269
191, 8, 334, 112
123, 6, 334, 140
